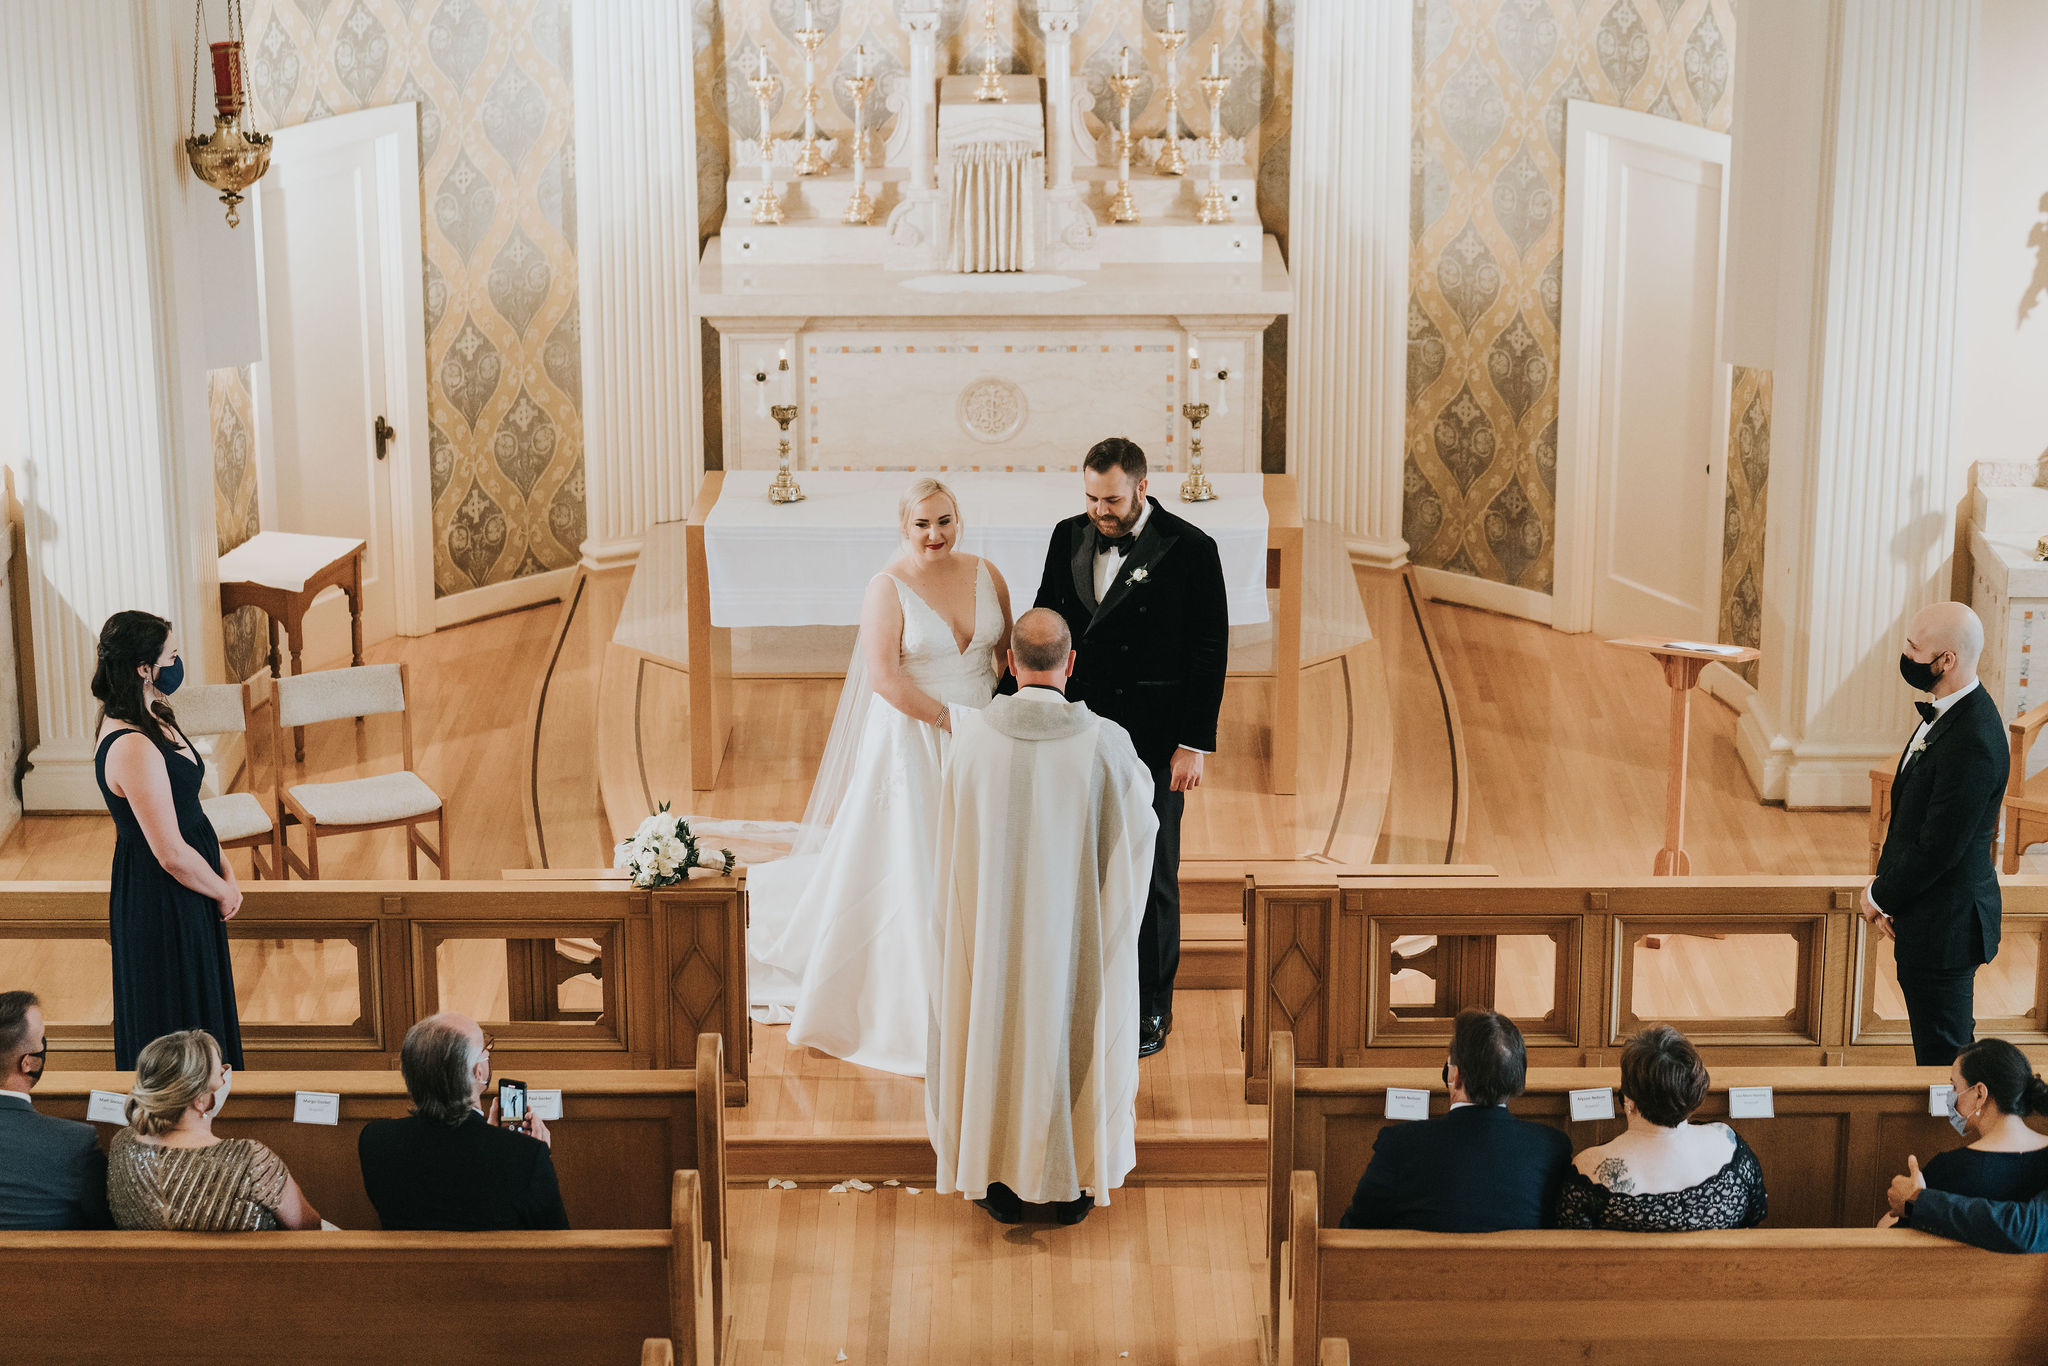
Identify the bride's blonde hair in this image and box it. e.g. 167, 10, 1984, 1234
898, 477, 961, 540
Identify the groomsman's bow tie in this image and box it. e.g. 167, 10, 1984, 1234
1095, 529, 1137, 555
1915, 701, 1939, 724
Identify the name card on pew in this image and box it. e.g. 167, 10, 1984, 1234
1568, 1087, 1616, 1122
1727, 1085, 1774, 1119
528, 1088, 563, 1122
1383, 1087, 1430, 1121
86, 1090, 128, 1125
293, 1091, 341, 1125
1929, 1083, 1954, 1117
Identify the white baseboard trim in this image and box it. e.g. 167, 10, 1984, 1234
1735, 706, 1792, 802
1345, 534, 1411, 571
434, 567, 576, 629
1411, 566, 1554, 625
1699, 661, 1755, 710
22, 738, 107, 813
579, 536, 645, 573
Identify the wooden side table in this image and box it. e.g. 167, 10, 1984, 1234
1607, 637, 1761, 875
218, 532, 367, 761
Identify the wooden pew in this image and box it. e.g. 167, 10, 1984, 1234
1265, 1032, 1986, 1337
38, 1034, 731, 1347
2, 1169, 718, 1366
1280, 1170, 2048, 1366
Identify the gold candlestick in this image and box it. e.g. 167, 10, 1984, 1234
842, 69, 877, 225
769, 403, 805, 503
749, 72, 785, 225
1179, 401, 1216, 502
1156, 26, 1188, 176
794, 23, 829, 176
975, 0, 1006, 101
1108, 63, 1141, 224
1198, 67, 1231, 224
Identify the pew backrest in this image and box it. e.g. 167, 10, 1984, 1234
1281, 1171, 2048, 1366
1, 1170, 716, 1366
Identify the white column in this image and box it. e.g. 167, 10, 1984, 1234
1730, 0, 1977, 806
572, 0, 703, 570
1285, 0, 1409, 567
0, 2, 211, 811
1040, 0, 1076, 190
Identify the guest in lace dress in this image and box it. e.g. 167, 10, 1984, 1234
1553, 1025, 1766, 1231
107, 1029, 321, 1232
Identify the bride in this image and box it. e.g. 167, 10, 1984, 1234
747, 477, 1013, 1076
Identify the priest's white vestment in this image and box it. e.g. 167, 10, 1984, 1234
926, 688, 1157, 1206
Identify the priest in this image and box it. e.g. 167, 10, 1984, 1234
927, 608, 1157, 1225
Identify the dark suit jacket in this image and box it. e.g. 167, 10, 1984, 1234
1910, 1186, 2048, 1253
1872, 683, 2007, 971
358, 1111, 569, 1231
1029, 499, 1230, 769
0, 1092, 109, 1229
1337, 1104, 1573, 1233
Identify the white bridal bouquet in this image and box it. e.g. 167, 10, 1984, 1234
613, 803, 736, 888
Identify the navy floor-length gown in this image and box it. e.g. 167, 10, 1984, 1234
96, 723, 245, 1069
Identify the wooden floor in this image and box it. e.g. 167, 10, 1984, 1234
4, 567, 1883, 1362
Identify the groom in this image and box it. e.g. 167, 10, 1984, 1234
1029, 436, 1230, 1057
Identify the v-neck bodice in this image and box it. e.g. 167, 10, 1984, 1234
886, 559, 1000, 705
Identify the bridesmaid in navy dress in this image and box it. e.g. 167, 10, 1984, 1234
91, 611, 244, 1069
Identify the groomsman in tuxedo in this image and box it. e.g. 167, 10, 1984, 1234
1864, 601, 2007, 1065
1030, 437, 1229, 1057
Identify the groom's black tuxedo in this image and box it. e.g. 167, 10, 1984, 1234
1030, 497, 1230, 1016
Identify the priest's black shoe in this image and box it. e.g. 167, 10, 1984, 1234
1054, 1194, 1094, 1226
1138, 1011, 1172, 1058
977, 1181, 1024, 1224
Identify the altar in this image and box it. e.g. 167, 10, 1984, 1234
683, 470, 1305, 794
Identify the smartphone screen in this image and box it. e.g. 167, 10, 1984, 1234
499, 1079, 527, 1124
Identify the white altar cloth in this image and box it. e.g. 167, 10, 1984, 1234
703, 470, 1270, 628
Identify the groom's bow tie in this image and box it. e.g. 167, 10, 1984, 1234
1915, 701, 1939, 725
1095, 528, 1137, 556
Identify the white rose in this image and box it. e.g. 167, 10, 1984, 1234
635, 813, 669, 842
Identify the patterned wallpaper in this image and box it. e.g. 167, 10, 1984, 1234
210, 366, 267, 682
1402, 0, 1736, 591
1719, 365, 1770, 682
245, 0, 584, 597
691, 0, 1295, 466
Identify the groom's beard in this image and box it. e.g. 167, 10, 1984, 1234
1090, 505, 1141, 539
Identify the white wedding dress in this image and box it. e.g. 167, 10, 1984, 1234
746, 559, 1002, 1076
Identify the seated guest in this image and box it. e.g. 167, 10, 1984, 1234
1339, 1008, 1571, 1231
359, 1012, 568, 1230
108, 1028, 321, 1231
1921, 1038, 2048, 1201
1554, 1024, 1766, 1231
0, 990, 109, 1229
1891, 1165, 2048, 1253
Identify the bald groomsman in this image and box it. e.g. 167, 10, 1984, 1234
1864, 601, 2007, 1065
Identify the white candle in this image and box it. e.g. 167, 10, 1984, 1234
759, 45, 767, 81
1210, 42, 1220, 78
1167, 2, 1177, 30
1120, 45, 1130, 79
1189, 342, 1201, 402
803, 1, 814, 29
778, 348, 791, 403
856, 44, 866, 79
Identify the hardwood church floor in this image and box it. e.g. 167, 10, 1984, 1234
2, 567, 1880, 1362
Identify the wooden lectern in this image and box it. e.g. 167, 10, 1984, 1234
1608, 637, 1761, 875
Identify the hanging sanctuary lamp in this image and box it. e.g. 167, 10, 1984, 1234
183, 0, 271, 227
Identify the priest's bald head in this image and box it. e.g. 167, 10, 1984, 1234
1901, 601, 1984, 698
1011, 608, 1075, 691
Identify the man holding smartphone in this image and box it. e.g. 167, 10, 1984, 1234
358, 1012, 568, 1230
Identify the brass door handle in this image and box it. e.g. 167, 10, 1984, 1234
373, 415, 394, 460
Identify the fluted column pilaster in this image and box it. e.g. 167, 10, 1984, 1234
1284, 0, 1410, 566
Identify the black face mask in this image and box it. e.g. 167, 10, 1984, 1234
22, 1042, 46, 1089
1899, 652, 1945, 693
1441, 1061, 1451, 1088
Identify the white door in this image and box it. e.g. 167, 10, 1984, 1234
1556, 102, 1731, 639
252, 104, 432, 655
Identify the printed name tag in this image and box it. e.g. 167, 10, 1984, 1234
1727, 1086, 1774, 1119
86, 1090, 128, 1125
1928, 1084, 1954, 1117
1383, 1087, 1430, 1121
292, 1091, 341, 1125
1568, 1087, 1616, 1122
527, 1088, 563, 1121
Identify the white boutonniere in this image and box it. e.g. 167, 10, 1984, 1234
1910, 738, 1928, 756
1129, 566, 1150, 584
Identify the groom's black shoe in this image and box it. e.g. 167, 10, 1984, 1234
1138, 1010, 1172, 1058
977, 1182, 1024, 1224
1054, 1194, 1094, 1226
